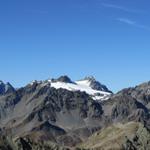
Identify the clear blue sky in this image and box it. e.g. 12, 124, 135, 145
0, 0, 150, 92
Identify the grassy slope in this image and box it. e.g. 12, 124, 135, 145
79, 122, 150, 150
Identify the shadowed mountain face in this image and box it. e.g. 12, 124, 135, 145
0, 77, 106, 147
56, 75, 73, 83
0, 81, 15, 95
0, 77, 149, 149
110, 84, 150, 128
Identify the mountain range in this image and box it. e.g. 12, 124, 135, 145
0, 76, 149, 150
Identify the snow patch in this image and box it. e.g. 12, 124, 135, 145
48, 79, 111, 101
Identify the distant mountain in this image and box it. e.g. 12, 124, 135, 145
48, 75, 112, 101
29, 76, 112, 101
55, 75, 74, 83
0, 81, 15, 95
0, 77, 149, 149
0, 78, 105, 147
77, 76, 112, 93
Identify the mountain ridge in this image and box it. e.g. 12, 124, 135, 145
0, 76, 150, 149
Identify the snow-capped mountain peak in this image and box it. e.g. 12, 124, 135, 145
51, 75, 74, 84
75, 76, 95, 87
46, 76, 112, 101
28, 76, 112, 101
76, 76, 112, 93
83, 76, 96, 81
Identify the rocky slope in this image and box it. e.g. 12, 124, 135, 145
0, 77, 150, 149
0, 76, 111, 148
79, 122, 150, 150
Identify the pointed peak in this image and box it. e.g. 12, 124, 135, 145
6, 82, 12, 86
0, 81, 15, 94
83, 76, 96, 82
56, 75, 73, 83
77, 76, 112, 93
0, 81, 13, 87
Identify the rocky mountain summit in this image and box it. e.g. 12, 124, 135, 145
82, 76, 112, 93
0, 76, 149, 150
0, 81, 15, 95
40, 75, 112, 101
54, 75, 73, 83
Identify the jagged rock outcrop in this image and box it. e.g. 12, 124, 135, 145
0, 81, 15, 95
110, 94, 149, 122
80, 76, 112, 93
56, 75, 73, 83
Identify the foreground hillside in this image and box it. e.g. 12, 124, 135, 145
0, 121, 150, 150
0, 76, 150, 149
79, 122, 150, 150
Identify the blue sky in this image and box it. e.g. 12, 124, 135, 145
0, 0, 150, 92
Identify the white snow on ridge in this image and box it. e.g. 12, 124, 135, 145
75, 79, 91, 87
48, 79, 111, 101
